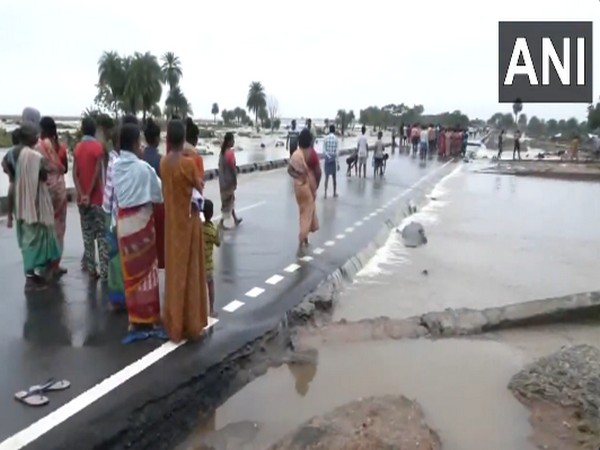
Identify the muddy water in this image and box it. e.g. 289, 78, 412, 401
334, 165, 600, 322
176, 338, 536, 450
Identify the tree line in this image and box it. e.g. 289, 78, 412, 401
93, 51, 192, 121
219, 81, 281, 131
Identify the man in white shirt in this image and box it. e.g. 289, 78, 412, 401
419, 124, 429, 162
323, 124, 339, 198
357, 125, 369, 178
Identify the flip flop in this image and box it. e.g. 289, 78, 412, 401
121, 330, 150, 345
14, 388, 49, 407
29, 378, 71, 393
149, 327, 168, 341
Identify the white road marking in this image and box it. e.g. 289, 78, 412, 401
222, 300, 244, 312
299, 256, 313, 262
313, 247, 324, 255
265, 275, 284, 285
345, 227, 354, 233
0, 317, 219, 450
245, 287, 265, 298
284, 263, 301, 273
0, 161, 456, 450
324, 240, 335, 246
336, 234, 345, 239
355, 221, 363, 226
370, 212, 377, 217
213, 200, 266, 223
377, 208, 384, 213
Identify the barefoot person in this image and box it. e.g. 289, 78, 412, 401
113, 123, 163, 334
38, 117, 69, 276
12, 123, 61, 291
357, 125, 369, 178
288, 129, 319, 250
161, 119, 208, 343
202, 199, 220, 317
218, 132, 242, 228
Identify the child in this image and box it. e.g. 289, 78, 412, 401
202, 199, 220, 317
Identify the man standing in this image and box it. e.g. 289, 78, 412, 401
357, 125, 369, 178
323, 124, 339, 198
286, 119, 300, 156
513, 129, 522, 160
497, 129, 504, 160
73, 117, 108, 280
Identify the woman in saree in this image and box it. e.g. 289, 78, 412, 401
161, 119, 208, 343
218, 132, 242, 228
142, 119, 165, 269
102, 126, 124, 309
13, 123, 61, 291
288, 129, 320, 250
39, 117, 68, 276
112, 123, 163, 334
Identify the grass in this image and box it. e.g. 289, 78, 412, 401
0, 129, 13, 147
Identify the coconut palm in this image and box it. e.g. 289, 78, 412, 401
123, 52, 163, 122
97, 51, 126, 118
165, 86, 193, 118
161, 52, 183, 90
512, 99, 523, 126
211, 103, 219, 123
246, 81, 266, 127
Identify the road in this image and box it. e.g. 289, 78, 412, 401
0, 151, 455, 450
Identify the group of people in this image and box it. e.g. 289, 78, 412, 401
398, 124, 469, 161
2, 107, 243, 344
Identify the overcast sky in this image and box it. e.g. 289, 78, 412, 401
0, 0, 597, 121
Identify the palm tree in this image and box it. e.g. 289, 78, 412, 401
97, 51, 126, 119
246, 81, 266, 128
211, 103, 219, 123
124, 52, 163, 122
512, 99, 523, 127
161, 52, 183, 91
165, 86, 193, 118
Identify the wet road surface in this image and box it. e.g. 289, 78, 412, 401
0, 152, 453, 449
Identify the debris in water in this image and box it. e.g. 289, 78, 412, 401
421, 269, 429, 276
400, 222, 428, 248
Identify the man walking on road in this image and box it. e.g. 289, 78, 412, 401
286, 120, 300, 156
357, 125, 369, 178
323, 124, 339, 198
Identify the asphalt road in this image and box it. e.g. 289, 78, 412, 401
0, 151, 455, 450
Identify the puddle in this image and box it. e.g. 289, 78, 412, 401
176, 338, 536, 450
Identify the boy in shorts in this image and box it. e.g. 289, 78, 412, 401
203, 199, 221, 317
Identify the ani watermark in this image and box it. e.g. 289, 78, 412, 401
498, 21, 593, 103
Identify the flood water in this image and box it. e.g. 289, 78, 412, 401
176, 338, 536, 450
334, 163, 600, 322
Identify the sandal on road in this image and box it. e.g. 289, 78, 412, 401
14, 388, 49, 407
29, 378, 71, 393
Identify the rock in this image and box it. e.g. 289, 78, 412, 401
401, 222, 427, 248
268, 395, 442, 450
509, 345, 600, 449
509, 345, 600, 420
420, 308, 488, 336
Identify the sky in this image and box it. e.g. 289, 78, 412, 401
0, 0, 597, 122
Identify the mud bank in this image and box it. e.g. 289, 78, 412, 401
479, 161, 600, 182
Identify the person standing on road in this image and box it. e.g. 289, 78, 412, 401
219, 132, 242, 228
202, 199, 220, 317
288, 128, 320, 250
161, 120, 208, 343
497, 129, 504, 160
323, 124, 339, 198
113, 123, 163, 335
411, 124, 420, 156
12, 123, 61, 291
73, 117, 108, 280
38, 117, 69, 277
357, 125, 369, 178
419, 124, 429, 162
373, 131, 385, 176
513, 129, 522, 160
143, 119, 165, 269
305, 118, 316, 147
286, 120, 300, 156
